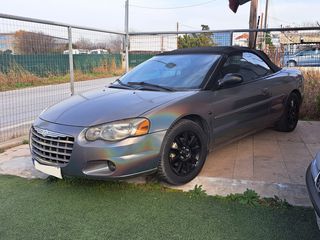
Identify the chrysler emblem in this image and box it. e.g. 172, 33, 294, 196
41, 129, 50, 136
33, 127, 66, 138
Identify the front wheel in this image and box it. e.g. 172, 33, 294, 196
275, 92, 300, 132
157, 120, 208, 185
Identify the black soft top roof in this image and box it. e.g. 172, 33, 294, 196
159, 46, 281, 72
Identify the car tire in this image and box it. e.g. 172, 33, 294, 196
275, 92, 300, 132
157, 119, 208, 185
287, 61, 297, 67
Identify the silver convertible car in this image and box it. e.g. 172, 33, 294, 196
30, 46, 304, 185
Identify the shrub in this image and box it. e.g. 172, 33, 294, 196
188, 184, 207, 197
226, 189, 260, 206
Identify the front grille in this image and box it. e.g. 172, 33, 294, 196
31, 127, 74, 167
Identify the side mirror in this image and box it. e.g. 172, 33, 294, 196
218, 73, 243, 88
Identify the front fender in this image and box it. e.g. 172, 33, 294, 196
141, 91, 213, 143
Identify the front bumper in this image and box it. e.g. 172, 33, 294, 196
306, 158, 320, 217
31, 118, 167, 179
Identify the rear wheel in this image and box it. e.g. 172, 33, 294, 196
157, 120, 208, 185
275, 92, 300, 132
287, 61, 297, 67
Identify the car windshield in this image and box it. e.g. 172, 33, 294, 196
118, 54, 220, 90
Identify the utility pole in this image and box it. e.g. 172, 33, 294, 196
176, 22, 179, 49
263, 0, 269, 50
264, 0, 269, 29
124, 0, 129, 73
260, 12, 264, 49
248, 0, 258, 49
68, 26, 74, 95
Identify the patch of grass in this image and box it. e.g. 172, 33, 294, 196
0, 175, 319, 240
220, 189, 291, 208
225, 189, 260, 206
188, 184, 207, 197
14, 82, 33, 88
22, 139, 29, 145
0, 148, 4, 153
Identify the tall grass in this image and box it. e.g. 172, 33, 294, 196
300, 68, 320, 120
0, 63, 39, 90
0, 58, 124, 92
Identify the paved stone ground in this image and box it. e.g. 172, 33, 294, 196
201, 121, 320, 185
0, 121, 319, 206
177, 121, 320, 206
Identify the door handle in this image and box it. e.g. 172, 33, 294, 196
261, 88, 270, 96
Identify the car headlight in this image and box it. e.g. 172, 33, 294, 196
85, 118, 150, 141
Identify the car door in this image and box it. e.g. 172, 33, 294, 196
296, 49, 314, 66
210, 52, 274, 146
315, 48, 320, 66
310, 49, 320, 66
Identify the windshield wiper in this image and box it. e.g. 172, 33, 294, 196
109, 79, 135, 89
127, 81, 174, 92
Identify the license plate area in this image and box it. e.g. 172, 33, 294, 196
34, 160, 62, 179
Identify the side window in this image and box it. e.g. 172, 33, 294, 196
219, 52, 272, 83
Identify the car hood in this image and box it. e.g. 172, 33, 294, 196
40, 87, 194, 127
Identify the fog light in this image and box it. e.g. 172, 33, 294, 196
108, 161, 116, 172
83, 160, 116, 176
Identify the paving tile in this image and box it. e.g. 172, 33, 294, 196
279, 142, 313, 163
253, 139, 282, 162
0, 145, 30, 163
253, 129, 277, 141
306, 143, 320, 158
297, 121, 320, 144
201, 143, 237, 178
253, 158, 291, 183
233, 136, 254, 180
284, 161, 309, 185
274, 129, 303, 143
278, 141, 313, 184
0, 156, 46, 179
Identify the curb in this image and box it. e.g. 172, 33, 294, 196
170, 176, 312, 207
0, 135, 29, 152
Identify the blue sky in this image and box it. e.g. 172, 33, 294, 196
1, 0, 319, 32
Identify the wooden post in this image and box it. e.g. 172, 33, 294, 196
263, 0, 269, 51
260, 12, 264, 49
248, 0, 258, 49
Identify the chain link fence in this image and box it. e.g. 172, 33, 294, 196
0, 14, 125, 142
1, 13, 320, 143
128, 28, 320, 68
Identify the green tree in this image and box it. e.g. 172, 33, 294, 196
265, 32, 273, 47
178, 25, 215, 49
14, 30, 57, 54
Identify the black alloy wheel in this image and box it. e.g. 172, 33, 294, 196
287, 96, 299, 130
275, 92, 300, 132
168, 131, 201, 177
158, 119, 208, 185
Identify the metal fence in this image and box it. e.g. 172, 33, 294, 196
1, 12, 320, 143
0, 13, 125, 142
128, 27, 320, 68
